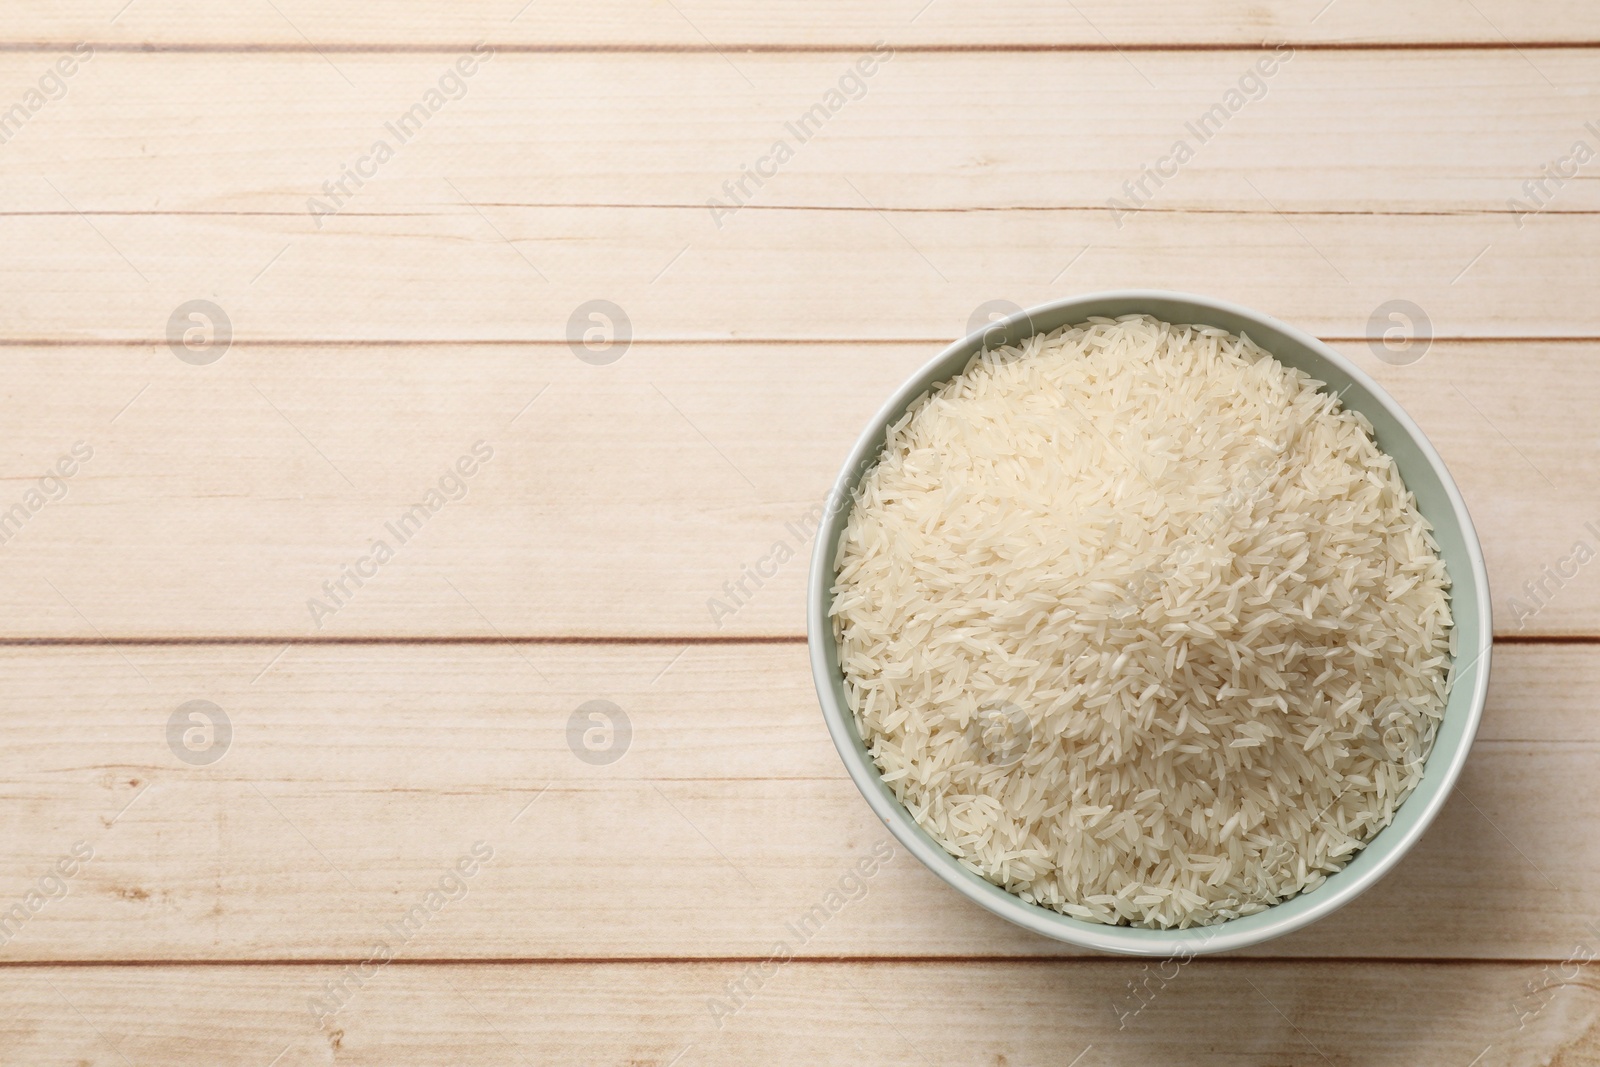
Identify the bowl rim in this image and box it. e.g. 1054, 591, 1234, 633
806, 289, 1493, 956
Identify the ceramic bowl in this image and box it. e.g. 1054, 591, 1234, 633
807, 290, 1492, 956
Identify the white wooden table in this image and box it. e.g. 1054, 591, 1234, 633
0, 4, 1597, 1064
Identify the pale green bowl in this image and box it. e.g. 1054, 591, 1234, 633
807, 290, 1491, 956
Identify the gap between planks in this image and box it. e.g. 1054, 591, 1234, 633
0, 207, 1587, 218
0, 635, 1589, 647
2, 42, 1600, 54
0, 635, 809, 647
0, 956, 1571, 968
1, 337, 1599, 349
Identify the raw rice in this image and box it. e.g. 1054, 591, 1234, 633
831, 315, 1453, 928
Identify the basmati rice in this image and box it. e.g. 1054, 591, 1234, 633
831, 315, 1453, 928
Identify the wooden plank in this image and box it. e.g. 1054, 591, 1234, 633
1, 960, 1592, 1066
0, 342, 1591, 639
0, 52, 1595, 341
9, 49, 1588, 219
0, 642, 1592, 962
5, 0, 1600, 48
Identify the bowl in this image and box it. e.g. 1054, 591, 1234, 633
807, 290, 1492, 956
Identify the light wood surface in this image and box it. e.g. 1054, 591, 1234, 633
0, 341, 1595, 638
4, 961, 1594, 1067
1, 5, 1596, 1065
0, 52, 1598, 342
0, 642, 1593, 964
6, 0, 1600, 47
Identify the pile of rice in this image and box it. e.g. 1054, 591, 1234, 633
831, 315, 1453, 928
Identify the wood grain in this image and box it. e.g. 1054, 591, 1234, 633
5, 49, 1588, 217
0, 642, 1590, 963
1, 960, 1593, 1067
0, 8, 1593, 1064
0, 342, 1590, 639
0, 52, 1595, 341
5, 0, 1600, 48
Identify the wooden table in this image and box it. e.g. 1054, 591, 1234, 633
1, 3, 1597, 1064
